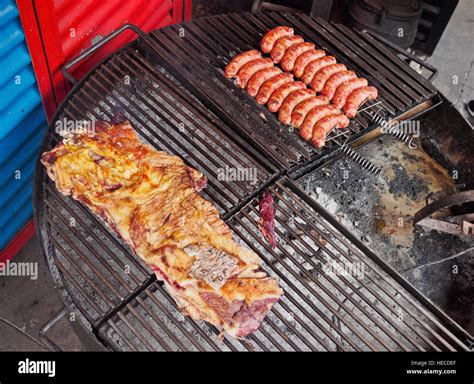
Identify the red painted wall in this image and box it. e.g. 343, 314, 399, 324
18, 0, 191, 120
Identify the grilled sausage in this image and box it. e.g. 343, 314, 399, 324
310, 63, 347, 92
270, 35, 304, 64
256, 73, 294, 105
278, 89, 315, 125
246, 67, 282, 97
261, 26, 294, 53
332, 78, 369, 109
235, 58, 274, 88
225, 50, 262, 79
291, 95, 330, 128
267, 81, 306, 112
299, 105, 340, 140
301, 56, 337, 84
321, 70, 357, 100
312, 114, 350, 148
343, 86, 378, 118
293, 49, 326, 78
280, 42, 315, 72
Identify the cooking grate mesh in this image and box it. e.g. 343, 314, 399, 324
142, 12, 438, 172
98, 179, 471, 351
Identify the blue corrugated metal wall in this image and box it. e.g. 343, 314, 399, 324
0, 0, 48, 249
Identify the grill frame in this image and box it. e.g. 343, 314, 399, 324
33, 13, 471, 351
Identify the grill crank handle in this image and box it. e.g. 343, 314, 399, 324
62, 24, 147, 84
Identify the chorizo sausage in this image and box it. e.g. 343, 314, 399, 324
260, 26, 294, 53
224, 50, 262, 79
235, 58, 274, 88
256, 73, 294, 105
267, 81, 306, 112
299, 105, 340, 140
270, 35, 304, 64
312, 114, 350, 148
278, 89, 315, 125
343, 86, 378, 118
332, 78, 369, 109
301, 56, 337, 84
291, 95, 330, 128
321, 70, 357, 100
310, 63, 347, 92
246, 67, 282, 97
280, 42, 315, 72
293, 49, 326, 78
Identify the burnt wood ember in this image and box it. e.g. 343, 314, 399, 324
34, 13, 471, 351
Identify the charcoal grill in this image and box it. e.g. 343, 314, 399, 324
34, 12, 472, 351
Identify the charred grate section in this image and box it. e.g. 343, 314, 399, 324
140, 12, 438, 172
98, 179, 471, 351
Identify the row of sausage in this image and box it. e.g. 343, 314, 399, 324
224, 26, 378, 148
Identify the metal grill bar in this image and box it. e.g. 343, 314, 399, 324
271, 186, 450, 350
270, 196, 440, 351
46, 188, 145, 289
244, 202, 421, 351
233, 212, 392, 350
141, 293, 210, 351
43, 185, 150, 324
124, 50, 274, 175
277, 179, 471, 350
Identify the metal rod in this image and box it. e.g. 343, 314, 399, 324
279, 178, 470, 350
232, 217, 370, 350
39, 308, 68, 352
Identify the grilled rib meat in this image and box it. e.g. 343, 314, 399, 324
41, 122, 282, 338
